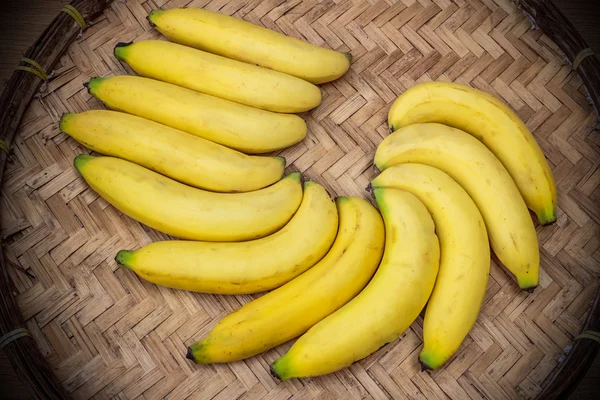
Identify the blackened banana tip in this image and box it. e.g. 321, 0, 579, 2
185, 347, 194, 361
146, 14, 155, 27
419, 360, 431, 372
115, 41, 133, 49
269, 364, 281, 381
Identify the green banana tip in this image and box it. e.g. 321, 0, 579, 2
114, 41, 133, 61
303, 179, 317, 189
372, 186, 384, 200
186, 341, 210, 364
59, 113, 75, 131
286, 171, 302, 182
275, 156, 286, 167
147, 9, 164, 27
270, 358, 290, 381
419, 351, 441, 371
335, 196, 350, 205
73, 154, 94, 171
84, 77, 105, 94
270, 364, 283, 381
517, 267, 538, 292
115, 250, 134, 269
538, 209, 557, 226
372, 188, 390, 216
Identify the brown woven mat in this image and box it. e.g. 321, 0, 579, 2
2, 0, 599, 399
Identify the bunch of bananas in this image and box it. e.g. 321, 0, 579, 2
62, 7, 557, 381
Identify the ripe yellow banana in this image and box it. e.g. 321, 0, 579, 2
86, 76, 307, 153
388, 81, 557, 225
115, 181, 337, 294
147, 8, 351, 84
114, 40, 321, 113
187, 197, 384, 363
61, 110, 284, 192
74, 155, 302, 242
371, 163, 490, 370
375, 123, 539, 290
271, 188, 439, 379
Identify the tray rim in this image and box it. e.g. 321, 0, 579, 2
0, 1, 598, 399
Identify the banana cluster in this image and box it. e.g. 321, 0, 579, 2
62, 6, 556, 382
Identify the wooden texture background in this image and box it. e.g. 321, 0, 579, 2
1, 0, 599, 399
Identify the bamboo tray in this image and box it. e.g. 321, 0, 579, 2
1, 0, 599, 399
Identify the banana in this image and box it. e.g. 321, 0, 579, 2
74, 155, 302, 242
114, 40, 321, 113
187, 197, 384, 363
271, 189, 439, 379
375, 123, 539, 290
387, 81, 557, 225
147, 8, 351, 84
371, 163, 490, 370
61, 110, 284, 192
115, 181, 337, 294
85, 76, 306, 153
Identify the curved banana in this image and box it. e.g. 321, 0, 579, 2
114, 40, 321, 113
148, 8, 351, 84
115, 181, 337, 294
61, 110, 284, 192
187, 197, 384, 363
375, 123, 539, 290
74, 155, 302, 242
371, 163, 490, 370
86, 76, 306, 153
271, 189, 439, 379
388, 81, 557, 225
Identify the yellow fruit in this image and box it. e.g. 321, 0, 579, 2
61, 110, 284, 192
375, 123, 539, 290
271, 188, 439, 379
115, 181, 337, 294
74, 155, 302, 242
388, 81, 557, 224
187, 197, 384, 363
147, 8, 351, 84
114, 40, 321, 113
86, 76, 307, 153
371, 163, 490, 370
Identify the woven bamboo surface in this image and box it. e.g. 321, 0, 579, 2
1, 0, 599, 398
